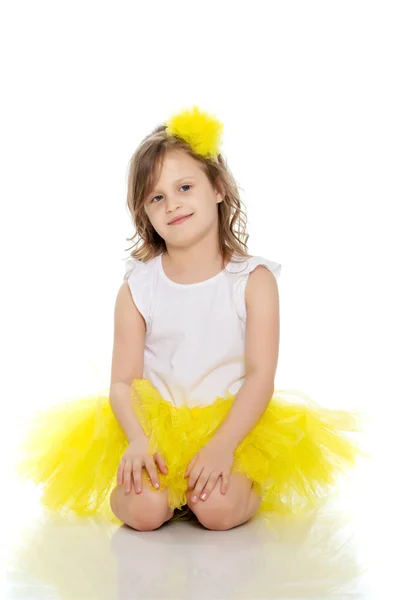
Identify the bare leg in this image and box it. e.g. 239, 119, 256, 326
110, 477, 173, 531
186, 473, 262, 531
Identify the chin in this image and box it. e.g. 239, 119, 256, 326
166, 236, 194, 248
166, 229, 202, 247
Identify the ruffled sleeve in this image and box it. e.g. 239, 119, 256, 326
228, 255, 282, 323
123, 258, 153, 330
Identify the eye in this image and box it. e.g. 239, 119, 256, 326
150, 184, 191, 203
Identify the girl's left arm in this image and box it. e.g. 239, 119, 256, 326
185, 266, 280, 501
212, 265, 280, 450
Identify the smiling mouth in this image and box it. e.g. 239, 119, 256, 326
168, 213, 194, 225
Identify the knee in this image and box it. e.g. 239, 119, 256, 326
110, 486, 172, 532
126, 510, 167, 532
189, 495, 238, 531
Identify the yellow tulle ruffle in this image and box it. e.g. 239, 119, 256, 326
15, 379, 363, 524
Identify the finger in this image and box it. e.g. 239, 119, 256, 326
117, 459, 126, 485
145, 457, 160, 489
188, 464, 202, 491
123, 461, 133, 493
220, 471, 230, 495
199, 473, 219, 501
192, 473, 209, 502
154, 452, 168, 474
185, 455, 198, 479
132, 460, 143, 494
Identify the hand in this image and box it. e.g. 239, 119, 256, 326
117, 434, 168, 494
184, 438, 234, 503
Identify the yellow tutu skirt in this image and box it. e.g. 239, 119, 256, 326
15, 379, 364, 525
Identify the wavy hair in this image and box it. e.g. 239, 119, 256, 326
125, 124, 250, 265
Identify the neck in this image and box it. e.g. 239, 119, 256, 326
163, 235, 229, 277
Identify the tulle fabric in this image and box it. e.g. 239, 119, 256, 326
15, 378, 363, 524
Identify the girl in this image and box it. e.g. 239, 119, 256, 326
16, 106, 362, 531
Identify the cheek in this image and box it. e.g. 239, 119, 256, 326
203, 198, 220, 220
143, 212, 156, 235
144, 204, 156, 222
146, 208, 164, 232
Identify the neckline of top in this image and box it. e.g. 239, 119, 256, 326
158, 252, 246, 288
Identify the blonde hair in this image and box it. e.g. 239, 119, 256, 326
125, 123, 250, 265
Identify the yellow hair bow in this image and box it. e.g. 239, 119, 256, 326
164, 105, 224, 159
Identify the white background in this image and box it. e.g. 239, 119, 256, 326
0, 1, 399, 596
1, 0, 399, 476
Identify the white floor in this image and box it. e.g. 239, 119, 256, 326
2, 442, 397, 600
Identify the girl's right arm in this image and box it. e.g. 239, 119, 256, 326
109, 279, 146, 443
109, 280, 167, 493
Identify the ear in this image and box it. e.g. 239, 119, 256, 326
214, 177, 225, 204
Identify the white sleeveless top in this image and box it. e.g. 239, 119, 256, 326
123, 252, 281, 408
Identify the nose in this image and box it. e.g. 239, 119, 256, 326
165, 194, 182, 213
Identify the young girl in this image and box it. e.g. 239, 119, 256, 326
16, 106, 362, 531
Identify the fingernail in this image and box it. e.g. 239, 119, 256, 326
192, 496, 198, 503
154, 483, 160, 489
200, 493, 206, 500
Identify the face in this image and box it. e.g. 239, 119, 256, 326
143, 149, 223, 248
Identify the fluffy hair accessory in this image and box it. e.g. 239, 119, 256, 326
163, 105, 223, 159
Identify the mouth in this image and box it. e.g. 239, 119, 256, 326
168, 213, 194, 225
